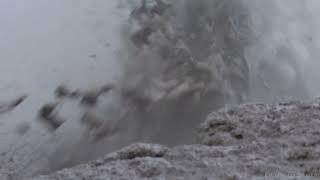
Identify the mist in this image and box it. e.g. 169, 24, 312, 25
0, 0, 121, 144
0, 0, 124, 175
1, 0, 320, 178
246, 0, 320, 101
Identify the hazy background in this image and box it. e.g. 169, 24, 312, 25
0, 0, 125, 144
246, 0, 320, 99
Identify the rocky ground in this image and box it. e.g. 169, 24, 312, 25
13, 98, 320, 180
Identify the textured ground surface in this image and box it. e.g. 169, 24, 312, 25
23, 98, 320, 180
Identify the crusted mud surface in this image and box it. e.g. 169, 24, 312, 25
26, 98, 320, 180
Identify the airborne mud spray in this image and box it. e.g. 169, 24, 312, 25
115, 0, 312, 145
2, 0, 320, 178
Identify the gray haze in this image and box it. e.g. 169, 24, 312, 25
246, 0, 320, 99
0, 0, 123, 141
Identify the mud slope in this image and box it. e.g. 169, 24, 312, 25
29, 98, 320, 180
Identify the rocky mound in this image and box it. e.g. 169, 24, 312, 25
30, 99, 320, 180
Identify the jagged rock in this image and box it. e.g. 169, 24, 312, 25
93, 143, 169, 164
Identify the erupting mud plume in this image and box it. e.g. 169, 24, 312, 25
29, 0, 316, 171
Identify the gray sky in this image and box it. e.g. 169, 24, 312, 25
0, 0, 128, 137
0, 0, 124, 93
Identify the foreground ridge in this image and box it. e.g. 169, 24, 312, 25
30, 99, 320, 180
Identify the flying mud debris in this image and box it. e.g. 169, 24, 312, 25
0, 94, 28, 114
37, 102, 65, 131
